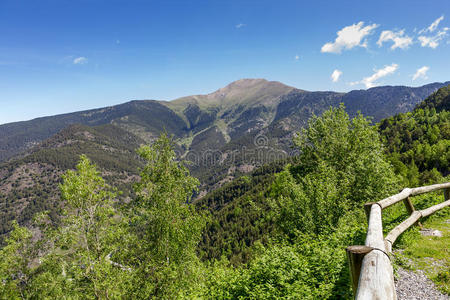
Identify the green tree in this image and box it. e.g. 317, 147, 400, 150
379, 85, 450, 185
30, 155, 132, 299
0, 221, 33, 299
220, 105, 397, 299
272, 105, 398, 235
128, 133, 207, 298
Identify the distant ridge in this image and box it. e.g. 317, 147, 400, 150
0, 80, 449, 238
0, 79, 449, 162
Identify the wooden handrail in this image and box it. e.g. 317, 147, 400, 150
355, 204, 396, 299
347, 182, 450, 299
385, 199, 450, 252
377, 182, 450, 209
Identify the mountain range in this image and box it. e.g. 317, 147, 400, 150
0, 78, 448, 235
2, 79, 448, 163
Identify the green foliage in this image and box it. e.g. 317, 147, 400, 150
197, 105, 396, 299
0, 221, 33, 299
126, 133, 207, 298
30, 155, 133, 299
416, 84, 450, 112
1, 89, 447, 298
203, 214, 366, 299
195, 158, 293, 264
270, 163, 339, 236
246, 105, 398, 298
0, 135, 209, 298
379, 85, 450, 185
0, 123, 143, 240
133, 134, 204, 265
272, 105, 398, 235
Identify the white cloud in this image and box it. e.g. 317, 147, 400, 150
73, 57, 88, 65
295, 55, 300, 61
419, 15, 444, 34
355, 63, 399, 88
331, 69, 342, 82
412, 66, 429, 81
418, 28, 449, 48
377, 30, 413, 50
417, 16, 449, 48
321, 21, 378, 54
428, 15, 444, 32
235, 23, 246, 29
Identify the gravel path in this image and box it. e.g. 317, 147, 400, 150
395, 267, 449, 300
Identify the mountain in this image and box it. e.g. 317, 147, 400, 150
0, 123, 144, 236
379, 84, 450, 185
0, 79, 449, 237
415, 84, 450, 112
1, 79, 448, 164
196, 84, 450, 264
0, 100, 187, 162
168, 78, 296, 111
342, 82, 450, 121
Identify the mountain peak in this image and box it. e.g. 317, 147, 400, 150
209, 78, 292, 97
169, 78, 295, 110
218, 78, 269, 89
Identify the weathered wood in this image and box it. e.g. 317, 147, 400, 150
403, 196, 422, 229
346, 245, 373, 296
378, 188, 412, 209
410, 182, 450, 196
356, 250, 396, 300
402, 197, 415, 215
352, 182, 450, 299
364, 204, 386, 249
356, 204, 396, 300
385, 211, 421, 252
377, 182, 450, 209
364, 202, 375, 222
420, 199, 450, 218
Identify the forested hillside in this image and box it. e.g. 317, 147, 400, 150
1, 80, 448, 190
2, 105, 395, 298
0, 124, 144, 237
1, 80, 446, 243
195, 84, 450, 269
379, 84, 450, 186
0, 84, 448, 299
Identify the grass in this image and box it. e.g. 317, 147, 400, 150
399, 215, 449, 294
388, 192, 450, 295
214, 119, 231, 143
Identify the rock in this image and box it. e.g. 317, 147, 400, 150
395, 267, 449, 299
420, 228, 443, 237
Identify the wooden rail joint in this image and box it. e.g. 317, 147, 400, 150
349, 182, 450, 300
346, 245, 373, 296
363, 202, 382, 221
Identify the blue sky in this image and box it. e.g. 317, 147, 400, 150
0, 0, 449, 124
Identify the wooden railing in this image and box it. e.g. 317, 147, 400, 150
346, 182, 450, 300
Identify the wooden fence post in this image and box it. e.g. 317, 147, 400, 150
402, 196, 422, 229
356, 204, 396, 300
402, 196, 414, 215
352, 182, 450, 299
346, 245, 373, 297
364, 202, 374, 222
